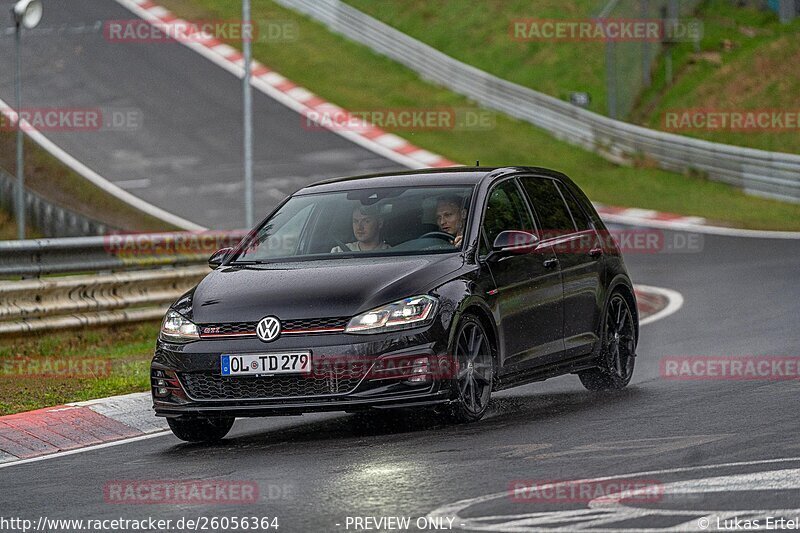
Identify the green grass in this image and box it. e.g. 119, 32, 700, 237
631, 0, 800, 153
0, 322, 159, 415
0, 208, 40, 240
157, 0, 800, 230
345, 0, 800, 154
345, 0, 609, 114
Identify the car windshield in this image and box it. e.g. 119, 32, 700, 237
230, 185, 474, 263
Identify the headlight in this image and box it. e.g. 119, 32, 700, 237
346, 295, 437, 334
160, 310, 199, 342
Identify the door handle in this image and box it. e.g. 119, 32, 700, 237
543, 258, 558, 269
589, 247, 603, 258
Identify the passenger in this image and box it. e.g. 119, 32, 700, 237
331, 205, 392, 252
435, 195, 468, 246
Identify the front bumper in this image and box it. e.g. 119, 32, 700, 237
151, 325, 455, 418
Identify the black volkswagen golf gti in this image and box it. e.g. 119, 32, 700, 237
153, 167, 638, 441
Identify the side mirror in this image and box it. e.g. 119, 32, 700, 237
490, 230, 539, 258
208, 247, 232, 268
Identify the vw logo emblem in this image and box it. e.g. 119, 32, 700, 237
256, 316, 281, 342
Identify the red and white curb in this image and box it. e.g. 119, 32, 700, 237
0, 286, 681, 466
0, 392, 166, 466
635, 284, 683, 326
114, 0, 800, 239
594, 205, 706, 227
594, 205, 800, 238
115, 0, 456, 171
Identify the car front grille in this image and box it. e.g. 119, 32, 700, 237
197, 317, 349, 338
179, 372, 361, 400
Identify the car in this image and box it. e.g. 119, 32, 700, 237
151, 166, 639, 442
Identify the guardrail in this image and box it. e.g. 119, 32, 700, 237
274, 0, 800, 203
0, 230, 247, 277
0, 231, 246, 335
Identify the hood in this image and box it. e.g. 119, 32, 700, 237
187, 254, 464, 323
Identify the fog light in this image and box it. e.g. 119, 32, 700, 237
407, 357, 430, 383
156, 387, 169, 396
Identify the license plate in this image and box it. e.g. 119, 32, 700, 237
220, 352, 311, 376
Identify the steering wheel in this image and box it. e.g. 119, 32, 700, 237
418, 231, 455, 242
332, 236, 352, 252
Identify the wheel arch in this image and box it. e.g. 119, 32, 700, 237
607, 275, 639, 348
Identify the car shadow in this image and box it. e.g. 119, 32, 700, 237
158, 385, 647, 456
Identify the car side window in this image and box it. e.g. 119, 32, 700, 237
482, 180, 535, 247
557, 183, 593, 231
520, 177, 576, 237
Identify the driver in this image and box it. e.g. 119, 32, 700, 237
435, 195, 467, 246
331, 205, 391, 252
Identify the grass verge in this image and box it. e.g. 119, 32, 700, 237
0, 130, 176, 235
0, 208, 40, 240
632, 0, 800, 153
0, 322, 158, 415
344, 0, 608, 114
157, 0, 800, 230
345, 0, 800, 154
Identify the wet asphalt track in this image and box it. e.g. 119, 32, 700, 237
0, 0, 401, 229
1, 1, 800, 531
1, 231, 798, 532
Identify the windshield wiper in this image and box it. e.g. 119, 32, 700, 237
229, 260, 272, 265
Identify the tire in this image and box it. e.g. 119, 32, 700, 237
448, 314, 495, 423
579, 291, 637, 391
167, 416, 235, 442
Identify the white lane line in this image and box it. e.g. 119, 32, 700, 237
635, 284, 684, 326
0, 98, 205, 231
0, 431, 171, 470
427, 456, 800, 523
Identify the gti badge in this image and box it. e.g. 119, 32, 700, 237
256, 316, 281, 342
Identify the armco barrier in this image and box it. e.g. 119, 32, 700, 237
0, 230, 247, 277
274, 0, 800, 202
0, 231, 246, 334
0, 266, 208, 335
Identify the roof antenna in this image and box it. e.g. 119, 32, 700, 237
476, 160, 480, 167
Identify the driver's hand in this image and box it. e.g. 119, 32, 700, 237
453, 235, 463, 246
